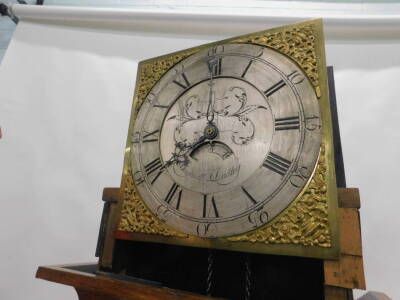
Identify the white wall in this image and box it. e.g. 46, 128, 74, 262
325, 41, 400, 299
0, 5, 399, 300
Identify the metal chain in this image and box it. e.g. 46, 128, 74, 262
206, 250, 215, 296
245, 255, 252, 300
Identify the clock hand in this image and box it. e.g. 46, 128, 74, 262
206, 58, 217, 124
164, 135, 207, 168
165, 121, 220, 168
187, 121, 219, 155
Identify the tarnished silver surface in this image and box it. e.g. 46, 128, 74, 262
130, 43, 321, 238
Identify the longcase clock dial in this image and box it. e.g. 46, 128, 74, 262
130, 43, 321, 238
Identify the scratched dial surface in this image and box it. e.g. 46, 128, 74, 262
130, 43, 321, 238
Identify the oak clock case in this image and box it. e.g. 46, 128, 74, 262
117, 20, 339, 259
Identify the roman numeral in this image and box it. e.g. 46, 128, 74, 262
203, 195, 219, 218
241, 187, 257, 205
153, 103, 169, 109
142, 129, 159, 143
241, 60, 253, 78
263, 152, 292, 177
144, 158, 164, 184
275, 116, 300, 131
146, 93, 169, 108
208, 57, 222, 76
133, 171, 144, 185
172, 72, 190, 89
264, 79, 286, 97
165, 183, 183, 210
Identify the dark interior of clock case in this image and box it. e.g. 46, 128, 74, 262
100, 67, 346, 300
111, 240, 325, 300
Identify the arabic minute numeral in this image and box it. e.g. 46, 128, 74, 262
290, 165, 311, 188
155, 205, 171, 223
305, 115, 321, 131
248, 206, 269, 229
207, 45, 224, 57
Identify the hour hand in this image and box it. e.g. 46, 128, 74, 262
206, 58, 218, 123
188, 135, 207, 150
164, 135, 206, 168
188, 123, 219, 150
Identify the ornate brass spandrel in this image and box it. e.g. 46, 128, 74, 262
118, 161, 187, 238
227, 144, 331, 247
233, 23, 320, 97
134, 50, 197, 117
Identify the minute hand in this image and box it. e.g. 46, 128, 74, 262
206, 59, 216, 124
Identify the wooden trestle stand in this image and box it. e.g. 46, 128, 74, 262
36, 68, 365, 299
36, 187, 365, 300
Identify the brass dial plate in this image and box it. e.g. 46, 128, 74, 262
116, 19, 340, 259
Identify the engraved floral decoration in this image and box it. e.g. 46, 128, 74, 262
164, 85, 267, 184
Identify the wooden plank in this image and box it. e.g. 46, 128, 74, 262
102, 188, 121, 203
36, 264, 228, 300
76, 289, 120, 300
324, 188, 366, 292
99, 187, 123, 269
340, 208, 362, 256
338, 188, 360, 208
324, 254, 366, 290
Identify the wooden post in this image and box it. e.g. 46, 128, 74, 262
97, 187, 123, 269
324, 188, 366, 300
